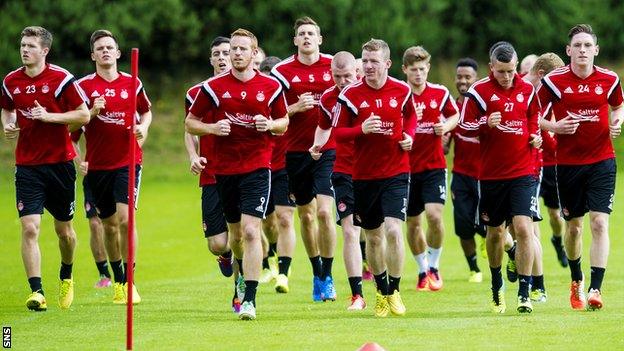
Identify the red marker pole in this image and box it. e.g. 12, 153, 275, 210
126, 48, 139, 351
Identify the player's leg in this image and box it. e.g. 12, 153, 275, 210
84, 179, 111, 288
341, 214, 365, 309
452, 173, 482, 282
423, 169, 447, 290
53, 219, 77, 309
261, 212, 278, 283
406, 214, 428, 290
511, 215, 535, 313
530, 222, 547, 302
274, 205, 295, 292
316, 194, 337, 301
542, 165, 567, 266
486, 224, 506, 313
21, 214, 47, 311
202, 184, 232, 277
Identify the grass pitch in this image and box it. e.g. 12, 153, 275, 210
1, 163, 623, 351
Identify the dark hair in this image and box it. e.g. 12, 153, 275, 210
456, 57, 478, 72
211, 36, 230, 49
90, 29, 117, 52
21, 26, 53, 49
490, 43, 516, 63
568, 24, 597, 43
259, 56, 281, 73
488, 41, 511, 57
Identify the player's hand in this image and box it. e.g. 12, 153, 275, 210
487, 112, 501, 127
79, 161, 89, 175
433, 116, 446, 136
399, 132, 413, 151
91, 96, 106, 115
361, 113, 382, 134
291, 92, 316, 114
31, 100, 50, 122
610, 119, 621, 138
212, 119, 231, 136
529, 133, 542, 149
254, 115, 273, 132
554, 116, 579, 134
3, 123, 20, 139
309, 144, 323, 160
190, 155, 207, 175
134, 124, 148, 141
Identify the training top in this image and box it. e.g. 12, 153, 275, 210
189, 70, 288, 175
335, 77, 417, 180
1, 64, 87, 165
78, 72, 151, 170
459, 73, 539, 181
186, 81, 217, 186
538, 65, 623, 166
450, 98, 482, 179
319, 85, 352, 174
271, 54, 334, 152
409, 82, 458, 173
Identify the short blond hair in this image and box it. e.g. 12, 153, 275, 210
230, 28, 258, 50
21, 26, 53, 49
530, 52, 565, 75
402, 46, 430, 66
294, 16, 321, 36
362, 39, 390, 60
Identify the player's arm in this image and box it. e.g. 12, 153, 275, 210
527, 93, 542, 149
309, 101, 334, 159
441, 132, 452, 155
537, 79, 579, 135
256, 91, 289, 135
185, 87, 230, 136
134, 110, 152, 147
608, 80, 624, 138
1, 108, 19, 139
457, 94, 482, 138
32, 101, 90, 127
433, 93, 459, 135
287, 92, 316, 117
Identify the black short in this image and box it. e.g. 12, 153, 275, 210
353, 173, 409, 230
450, 172, 485, 240
407, 168, 447, 216
540, 165, 559, 209
332, 172, 355, 224
557, 158, 616, 220
85, 165, 142, 219
82, 177, 98, 218
202, 184, 227, 237
479, 175, 535, 227
216, 168, 271, 223
265, 168, 295, 216
15, 161, 76, 221
286, 150, 335, 206
530, 173, 543, 222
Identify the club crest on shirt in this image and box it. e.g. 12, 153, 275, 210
429, 99, 437, 109
323, 72, 331, 82
256, 91, 265, 102
121, 89, 129, 99
389, 98, 398, 108
516, 93, 524, 103
595, 85, 603, 95
41, 84, 49, 94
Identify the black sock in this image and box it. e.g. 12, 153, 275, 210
233, 281, 238, 300
589, 266, 605, 291
243, 280, 258, 305
518, 274, 531, 298
96, 260, 111, 278
320, 256, 333, 279
551, 235, 562, 247
236, 259, 244, 276
28, 277, 43, 294
222, 250, 232, 259
490, 266, 503, 292
374, 271, 389, 295
309, 256, 322, 278
506, 242, 516, 260
348, 276, 363, 297
466, 254, 480, 272
568, 257, 583, 282
359, 241, 367, 261
262, 257, 270, 270
123, 262, 136, 284
388, 275, 401, 294
110, 260, 124, 283
60, 262, 73, 280
532, 275, 545, 291
278, 256, 292, 275
269, 243, 277, 257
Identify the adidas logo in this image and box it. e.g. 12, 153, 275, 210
359, 101, 370, 108
564, 87, 573, 94
13, 87, 20, 94
91, 91, 100, 97
222, 91, 231, 98
490, 94, 500, 101
292, 75, 301, 83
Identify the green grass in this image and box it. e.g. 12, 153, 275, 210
1, 165, 624, 351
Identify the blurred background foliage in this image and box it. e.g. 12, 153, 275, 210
2, 0, 624, 175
